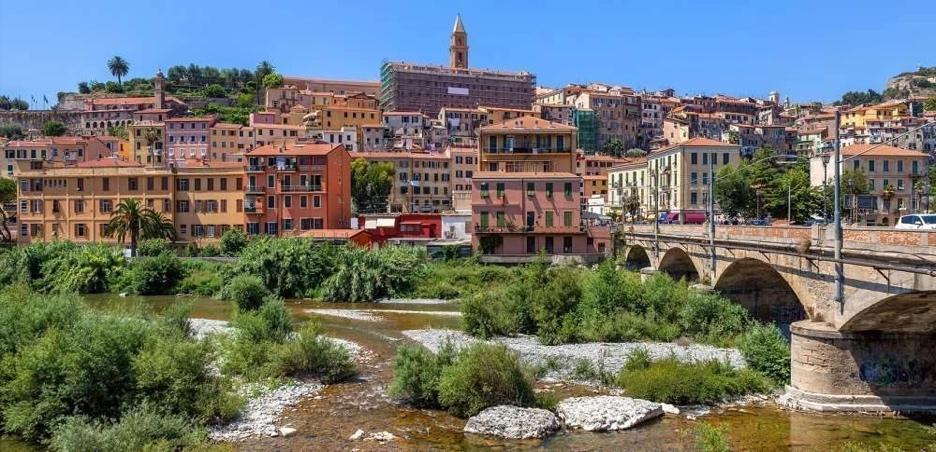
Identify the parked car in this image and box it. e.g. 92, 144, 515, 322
747, 219, 770, 226
895, 214, 936, 230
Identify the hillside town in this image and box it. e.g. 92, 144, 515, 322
0, 15, 933, 261
2, 8, 936, 451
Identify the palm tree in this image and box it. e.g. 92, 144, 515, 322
104, 199, 175, 257
255, 61, 275, 104
107, 56, 130, 86
143, 128, 161, 165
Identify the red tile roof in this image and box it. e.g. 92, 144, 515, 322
248, 143, 340, 156
481, 116, 577, 132
840, 144, 927, 158
473, 171, 579, 180
75, 158, 143, 168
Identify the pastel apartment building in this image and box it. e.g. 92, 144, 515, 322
209, 122, 255, 162
244, 143, 352, 235
809, 144, 928, 226
607, 158, 650, 219
471, 116, 608, 261
2, 136, 116, 176
165, 116, 216, 164
355, 150, 452, 213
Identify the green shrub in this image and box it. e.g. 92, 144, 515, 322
157, 301, 192, 338
220, 229, 248, 256
133, 335, 241, 422
388, 343, 457, 408
38, 244, 124, 294
739, 323, 790, 385
219, 274, 270, 311
695, 422, 731, 452
178, 268, 223, 296
534, 392, 560, 411
616, 357, 770, 405
49, 404, 209, 452
437, 343, 535, 417
530, 267, 582, 345
198, 243, 222, 257
321, 246, 427, 302
0, 314, 151, 440
111, 253, 186, 295
137, 238, 173, 257
273, 324, 356, 383
231, 237, 337, 298
460, 291, 518, 339
678, 292, 750, 345
572, 359, 598, 381
231, 297, 292, 343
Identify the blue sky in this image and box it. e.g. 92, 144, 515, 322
1, 0, 933, 107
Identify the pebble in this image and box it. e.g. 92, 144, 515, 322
402, 329, 746, 381
279, 427, 297, 437
349, 428, 365, 440
661, 403, 680, 415
208, 381, 324, 441
365, 431, 396, 442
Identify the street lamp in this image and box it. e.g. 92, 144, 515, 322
821, 153, 830, 221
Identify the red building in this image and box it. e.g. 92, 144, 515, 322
244, 143, 352, 236
359, 213, 442, 246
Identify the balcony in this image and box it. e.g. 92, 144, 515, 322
246, 165, 264, 172
281, 184, 322, 193
274, 163, 298, 172
245, 185, 265, 194
244, 205, 264, 214
485, 146, 572, 154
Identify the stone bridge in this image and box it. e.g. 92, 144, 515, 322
620, 224, 936, 413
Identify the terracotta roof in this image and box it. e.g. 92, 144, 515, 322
173, 159, 245, 170
165, 116, 214, 122
352, 151, 450, 160
75, 158, 143, 168
212, 122, 243, 129
248, 143, 340, 156
840, 144, 927, 158
299, 229, 367, 239
609, 157, 648, 171
481, 116, 577, 132
473, 171, 579, 180
135, 108, 172, 114
384, 111, 424, 116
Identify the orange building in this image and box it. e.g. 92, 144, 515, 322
244, 143, 352, 235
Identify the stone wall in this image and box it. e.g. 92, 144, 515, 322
0, 110, 83, 133
789, 320, 936, 412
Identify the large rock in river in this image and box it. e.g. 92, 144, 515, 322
556, 396, 663, 431
464, 405, 560, 439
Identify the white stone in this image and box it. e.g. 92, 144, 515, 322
464, 405, 560, 439
349, 429, 365, 440
661, 403, 680, 415
556, 396, 663, 432
365, 431, 396, 442
279, 427, 297, 437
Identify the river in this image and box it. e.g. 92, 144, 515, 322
4, 294, 932, 451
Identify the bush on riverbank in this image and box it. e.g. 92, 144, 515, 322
616, 354, 771, 405
321, 245, 427, 302
0, 288, 239, 442
221, 298, 356, 383
49, 403, 212, 452
218, 274, 271, 311
389, 342, 535, 418
110, 252, 186, 295
739, 323, 791, 385
408, 260, 516, 300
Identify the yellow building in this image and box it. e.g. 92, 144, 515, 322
479, 106, 537, 126
841, 100, 910, 130
354, 150, 452, 213
607, 158, 649, 218
14, 158, 246, 244
209, 122, 255, 162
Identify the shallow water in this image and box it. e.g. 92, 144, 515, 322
24, 294, 934, 450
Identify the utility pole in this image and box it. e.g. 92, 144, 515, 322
833, 110, 844, 304
653, 165, 659, 258
709, 154, 716, 280
787, 183, 792, 223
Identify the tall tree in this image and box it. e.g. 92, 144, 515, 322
0, 178, 16, 242
600, 138, 625, 157
254, 61, 275, 104
350, 158, 394, 213
714, 164, 755, 220
764, 167, 821, 222
104, 199, 176, 257
841, 169, 870, 223
107, 56, 130, 86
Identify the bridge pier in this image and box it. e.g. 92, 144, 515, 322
784, 320, 936, 413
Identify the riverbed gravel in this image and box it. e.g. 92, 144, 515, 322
306, 309, 383, 322
556, 396, 664, 431
188, 318, 232, 340
378, 298, 455, 305
208, 380, 324, 441
401, 329, 745, 380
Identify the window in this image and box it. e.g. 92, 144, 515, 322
265, 222, 278, 235
496, 211, 506, 227
313, 196, 321, 208
175, 200, 189, 213
479, 212, 489, 230
102, 177, 110, 191
868, 160, 875, 172
283, 219, 293, 231
220, 178, 228, 190
690, 172, 697, 185
563, 211, 573, 227
177, 178, 189, 191
545, 237, 554, 253
545, 183, 553, 198
74, 200, 84, 213
480, 182, 489, 197
526, 182, 534, 197
194, 178, 201, 191
146, 177, 154, 191
496, 183, 505, 198
545, 211, 554, 227
564, 182, 573, 197
267, 196, 275, 209
883, 160, 889, 172
723, 153, 729, 165
75, 224, 86, 238
563, 236, 573, 253
128, 177, 138, 191
99, 199, 112, 213
301, 218, 312, 230
207, 178, 214, 190
161, 177, 169, 190
691, 192, 698, 205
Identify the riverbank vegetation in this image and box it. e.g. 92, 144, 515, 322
389, 342, 537, 417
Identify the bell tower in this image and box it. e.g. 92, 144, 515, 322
449, 14, 468, 69
154, 69, 165, 109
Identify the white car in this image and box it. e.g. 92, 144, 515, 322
895, 214, 936, 230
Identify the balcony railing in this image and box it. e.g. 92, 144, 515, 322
485, 146, 572, 154
274, 163, 298, 171
474, 223, 584, 234
246, 165, 263, 172
244, 205, 264, 214
281, 184, 322, 192
245, 185, 264, 193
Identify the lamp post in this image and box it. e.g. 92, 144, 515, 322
833, 110, 843, 304
821, 153, 830, 221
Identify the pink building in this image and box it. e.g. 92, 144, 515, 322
165, 117, 216, 164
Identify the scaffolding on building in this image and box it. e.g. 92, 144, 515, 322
575, 109, 598, 153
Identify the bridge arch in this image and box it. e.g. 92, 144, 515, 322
715, 257, 807, 336
623, 245, 651, 271
839, 290, 936, 333
658, 247, 699, 282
